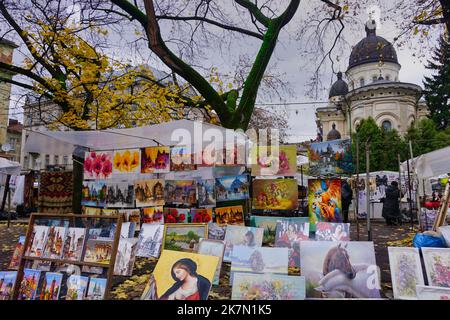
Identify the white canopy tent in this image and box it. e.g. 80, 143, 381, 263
0, 158, 21, 176
401, 145, 450, 195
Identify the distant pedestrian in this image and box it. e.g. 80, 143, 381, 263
382, 181, 401, 225
341, 180, 353, 223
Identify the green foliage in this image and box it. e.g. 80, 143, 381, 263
405, 118, 450, 156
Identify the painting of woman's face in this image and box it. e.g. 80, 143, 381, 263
174, 267, 188, 281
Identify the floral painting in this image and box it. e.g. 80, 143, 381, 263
388, 247, 424, 300
163, 208, 189, 223
274, 220, 309, 268
134, 179, 165, 207
142, 207, 164, 224
315, 222, 350, 241
84, 151, 113, 180
252, 179, 298, 210
422, 248, 450, 288
215, 206, 245, 226
251, 145, 297, 176
113, 149, 141, 174
308, 179, 342, 231
170, 146, 196, 171
223, 225, 264, 263
231, 273, 305, 300
164, 180, 197, 205
215, 175, 249, 202
141, 146, 170, 173
190, 208, 213, 223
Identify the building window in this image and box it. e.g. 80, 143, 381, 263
54, 155, 59, 164
372, 76, 377, 83
382, 120, 392, 131
386, 75, 390, 81
45, 154, 50, 166
360, 78, 365, 87
63, 155, 68, 166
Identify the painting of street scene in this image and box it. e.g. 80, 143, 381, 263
164, 180, 197, 205
81, 181, 107, 207
215, 175, 249, 202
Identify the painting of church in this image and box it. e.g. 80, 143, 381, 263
164, 180, 197, 205
63, 227, 86, 261
43, 226, 67, 259
141, 146, 170, 173
309, 139, 353, 176
134, 179, 165, 207
136, 224, 164, 258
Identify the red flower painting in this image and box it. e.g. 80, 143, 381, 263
84, 151, 113, 179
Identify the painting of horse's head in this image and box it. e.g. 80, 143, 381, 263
323, 243, 356, 279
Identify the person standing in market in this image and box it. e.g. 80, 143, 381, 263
341, 179, 353, 223
382, 181, 401, 225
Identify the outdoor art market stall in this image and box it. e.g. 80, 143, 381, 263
1, 120, 449, 300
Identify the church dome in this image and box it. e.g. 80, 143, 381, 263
329, 72, 349, 98
348, 21, 399, 71
327, 123, 341, 141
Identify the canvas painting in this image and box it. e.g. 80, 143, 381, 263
142, 207, 164, 224
223, 225, 264, 263
252, 179, 299, 210
190, 208, 213, 223
163, 224, 208, 253
251, 145, 297, 176
81, 181, 107, 207
315, 222, 350, 241
163, 208, 189, 223
113, 149, 141, 174
208, 223, 227, 241
300, 241, 381, 298
215, 205, 245, 225
66, 275, 89, 300
84, 151, 113, 180
83, 239, 113, 265
114, 238, 138, 276
141, 146, 170, 173
164, 180, 197, 205
8, 236, 25, 270
27, 225, 49, 257
141, 250, 219, 300
0, 271, 17, 300
102, 208, 119, 216
388, 247, 424, 300
86, 278, 107, 300
42, 226, 67, 259
197, 179, 216, 207
39, 272, 63, 300
120, 209, 141, 231
230, 246, 289, 282
197, 238, 225, 285
62, 228, 86, 261
231, 273, 306, 300
416, 285, 450, 300
134, 179, 165, 207
82, 206, 102, 215
421, 247, 450, 288
308, 139, 353, 176
275, 220, 309, 268
136, 224, 165, 258
106, 182, 134, 208
170, 146, 196, 171
308, 179, 342, 231
18, 269, 41, 300
215, 175, 249, 202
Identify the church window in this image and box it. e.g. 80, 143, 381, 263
386, 75, 390, 81
360, 78, 365, 87
372, 75, 377, 82
382, 120, 392, 131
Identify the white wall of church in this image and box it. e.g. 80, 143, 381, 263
346, 62, 401, 90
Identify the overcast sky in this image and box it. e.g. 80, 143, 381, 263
7, 1, 440, 143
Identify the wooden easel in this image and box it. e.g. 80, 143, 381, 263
11, 212, 123, 300
433, 181, 450, 231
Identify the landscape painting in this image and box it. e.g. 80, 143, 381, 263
215, 175, 249, 202
421, 247, 450, 288
170, 146, 196, 171
252, 179, 298, 210
136, 224, 165, 258
163, 224, 208, 253
197, 238, 226, 285
300, 241, 381, 299
215, 205, 245, 225
113, 149, 141, 174
134, 179, 165, 207
250, 216, 280, 245
308, 179, 342, 231
141, 250, 219, 300
163, 208, 189, 223
141, 146, 170, 173
231, 273, 305, 300
388, 247, 424, 300
142, 207, 164, 224
309, 139, 353, 176
275, 220, 309, 268
81, 181, 107, 207
164, 180, 197, 205
197, 179, 216, 207
223, 225, 264, 263
84, 151, 113, 180
251, 145, 297, 176
315, 222, 350, 241
0, 271, 17, 300
106, 182, 135, 208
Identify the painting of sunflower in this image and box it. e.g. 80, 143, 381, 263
113, 149, 141, 174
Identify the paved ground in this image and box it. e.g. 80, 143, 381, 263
0, 219, 416, 300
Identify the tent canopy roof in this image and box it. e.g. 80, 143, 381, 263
401, 145, 450, 180
0, 157, 21, 175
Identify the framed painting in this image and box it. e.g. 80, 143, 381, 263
388, 247, 424, 300
164, 180, 197, 205
163, 223, 208, 253
106, 182, 135, 208
141, 146, 170, 173
308, 179, 342, 231
134, 179, 165, 207
300, 241, 381, 299
84, 151, 113, 180
315, 222, 350, 241
141, 207, 164, 224
251, 145, 297, 176
223, 225, 264, 263
308, 139, 353, 176
274, 220, 309, 268
252, 179, 298, 210
136, 224, 165, 258
163, 208, 189, 223
215, 205, 245, 226
113, 149, 141, 174
141, 250, 219, 300
231, 273, 305, 300
197, 238, 226, 285
215, 175, 249, 202
421, 247, 450, 288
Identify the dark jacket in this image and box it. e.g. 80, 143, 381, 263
382, 185, 400, 219
341, 182, 353, 208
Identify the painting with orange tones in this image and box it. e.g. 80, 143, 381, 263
141, 146, 170, 173
308, 179, 342, 231
252, 179, 298, 210
113, 149, 141, 174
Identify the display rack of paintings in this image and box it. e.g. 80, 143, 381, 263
251, 145, 297, 176
308, 179, 342, 231
11, 213, 124, 300
141, 146, 170, 173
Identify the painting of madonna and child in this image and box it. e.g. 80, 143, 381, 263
141, 250, 219, 300
300, 241, 381, 299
